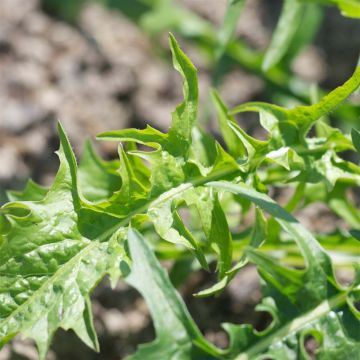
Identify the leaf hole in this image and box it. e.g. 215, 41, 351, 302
186, 265, 268, 349
89, 277, 155, 358
254, 310, 273, 332
177, 206, 192, 228
353, 300, 360, 312
204, 329, 229, 350
294, 202, 344, 234
304, 334, 320, 359
137, 143, 156, 153
335, 267, 355, 287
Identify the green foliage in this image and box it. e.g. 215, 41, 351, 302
262, 0, 304, 71
2, 3, 360, 358
352, 128, 360, 154
125, 229, 221, 359
0, 132, 125, 358
299, 0, 360, 18
215, 0, 246, 59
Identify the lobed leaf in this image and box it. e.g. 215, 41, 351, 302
1, 32, 360, 360
78, 140, 121, 202
0, 125, 127, 359
167, 33, 199, 158
208, 181, 360, 359
6, 180, 48, 202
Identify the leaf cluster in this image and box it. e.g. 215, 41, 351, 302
1, 30, 360, 359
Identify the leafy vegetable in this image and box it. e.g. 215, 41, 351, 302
0, 130, 126, 359
1, 31, 360, 360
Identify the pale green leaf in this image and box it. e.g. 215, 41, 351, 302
299, 0, 360, 18
211, 88, 246, 159
263, 0, 304, 71
167, 33, 199, 158
97, 125, 167, 148
215, 0, 245, 59
125, 228, 222, 360
6, 180, 48, 202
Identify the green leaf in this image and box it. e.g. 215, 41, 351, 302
349, 229, 360, 242
78, 140, 121, 202
266, 147, 303, 171
314, 122, 355, 152
7, 180, 48, 202
231, 65, 360, 136
98, 33, 199, 162
97, 125, 167, 148
134, 148, 185, 197
196, 207, 267, 298
299, 0, 360, 18
2, 31, 360, 360
207, 181, 360, 359
312, 152, 360, 190
82, 144, 149, 221
188, 127, 218, 173
263, 0, 304, 71
335, 0, 360, 18
0, 203, 31, 218
351, 128, 360, 154
227, 120, 269, 171
167, 33, 199, 158
172, 211, 209, 271
0, 124, 127, 359
148, 194, 196, 250
226, 299, 360, 358
208, 193, 233, 279
211, 88, 246, 159
207, 181, 335, 290
139, 0, 213, 38
281, 3, 323, 65
229, 101, 292, 144
125, 228, 221, 360
215, 0, 245, 59
188, 127, 240, 177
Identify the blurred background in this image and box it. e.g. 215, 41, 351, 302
0, 0, 359, 359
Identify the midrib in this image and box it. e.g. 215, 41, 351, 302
0, 165, 238, 333
0, 240, 99, 331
